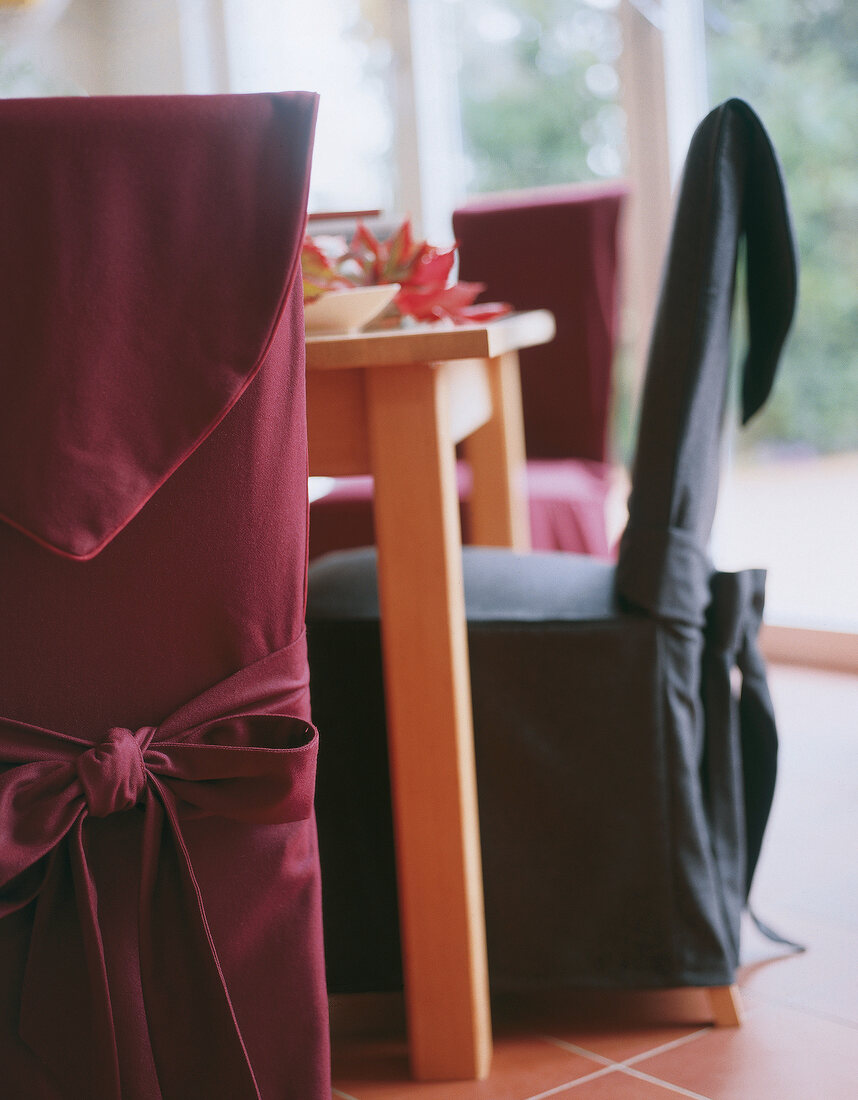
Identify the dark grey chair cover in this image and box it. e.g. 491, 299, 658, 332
308, 99, 798, 994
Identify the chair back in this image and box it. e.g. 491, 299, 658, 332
454, 182, 627, 463
617, 99, 798, 625
0, 93, 328, 1100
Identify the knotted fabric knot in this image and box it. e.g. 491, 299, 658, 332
0, 634, 316, 1100
76, 726, 148, 817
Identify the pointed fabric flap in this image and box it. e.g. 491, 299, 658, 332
739, 103, 799, 423
617, 99, 797, 623
0, 92, 317, 560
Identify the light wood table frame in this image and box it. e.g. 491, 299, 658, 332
305, 311, 555, 1081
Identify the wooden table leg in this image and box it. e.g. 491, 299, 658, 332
366, 361, 492, 1081
461, 351, 530, 551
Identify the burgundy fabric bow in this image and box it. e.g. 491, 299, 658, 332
0, 696, 317, 1098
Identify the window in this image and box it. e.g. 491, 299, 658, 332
707, 0, 858, 631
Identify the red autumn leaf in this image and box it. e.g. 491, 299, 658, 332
301, 216, 513, 322
301, 236, 351, 301
454, 301, 513, 322
394, 280, 487, 322
347, 222, 383, 283
383, 218, 424, 279
349, 222, 381, 255
408, 246, 457, 287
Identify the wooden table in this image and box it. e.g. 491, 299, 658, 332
305, 310, 555, 1081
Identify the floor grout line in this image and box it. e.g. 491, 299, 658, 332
622, 1027, 712, 1067
620, 1064, 714, 1100
541, 1023, 712, 1073
330, 1031, 713, 1100
538, 1035, 615, 1067
525, 1062, 618, 1099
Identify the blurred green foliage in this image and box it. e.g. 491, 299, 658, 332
457, 0, 624, 190
708, 0, 858, 453
457, 0, 858, 453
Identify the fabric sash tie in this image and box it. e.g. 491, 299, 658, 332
701, 570, 804, 956
0, 639, 317, 1100
708, 567, 774, 893
703, 569, 773, 898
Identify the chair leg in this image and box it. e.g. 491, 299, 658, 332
707, 984, 743, 1026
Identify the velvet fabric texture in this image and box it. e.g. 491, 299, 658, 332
307, 100, 797, 994
0, 92, 330, 1099
308, 183, 626, 561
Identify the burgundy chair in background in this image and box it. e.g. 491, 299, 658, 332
308, 182, 627, 561
0, 93, 329, 1099
454, 180, 628, 556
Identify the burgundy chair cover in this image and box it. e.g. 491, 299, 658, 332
307, 100, 797, 995
454, 181, 627, 464
0, 93, 329, 1099
308, 183, 626, 562
309, 459, 614, 562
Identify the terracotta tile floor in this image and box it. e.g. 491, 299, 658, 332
329, 666, 858, 1099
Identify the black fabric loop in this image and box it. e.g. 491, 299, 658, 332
701, 573, 747, 963
737, 618, 779, 893
701, 568, 778, 903
707, 569, 763, 656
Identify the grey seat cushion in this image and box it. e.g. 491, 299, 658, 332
309, 545, 618, 624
